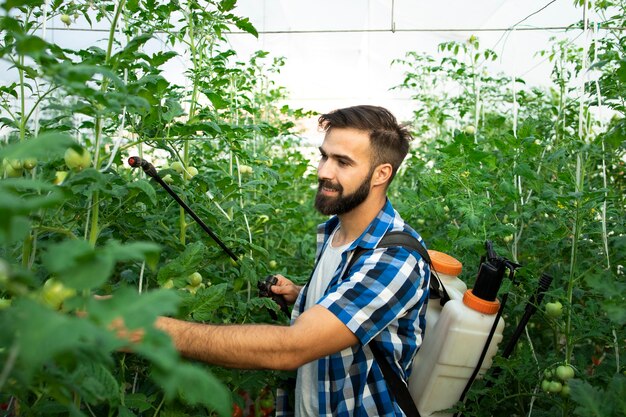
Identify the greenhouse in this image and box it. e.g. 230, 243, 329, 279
0, 0, 624, 416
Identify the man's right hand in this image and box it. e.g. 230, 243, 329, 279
269, 274, 302, 305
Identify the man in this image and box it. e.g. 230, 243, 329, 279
156, 105, 430, 416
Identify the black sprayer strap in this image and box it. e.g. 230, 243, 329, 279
370, 343, 421, 417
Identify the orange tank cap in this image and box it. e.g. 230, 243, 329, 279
427, 250, 463, 276
463, 289, 500, 314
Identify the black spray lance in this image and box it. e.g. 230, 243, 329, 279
127, 156, 289, 318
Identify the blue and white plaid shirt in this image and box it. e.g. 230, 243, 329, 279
276, 200, 430, 416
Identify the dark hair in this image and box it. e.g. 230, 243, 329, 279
318, 105, 413, 182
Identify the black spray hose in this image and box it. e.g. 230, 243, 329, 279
128, 156, 239, 262
457, 273, 553, 416
483, 273, 553, 387
501, 273, 553, 358
127, 156, 290, 318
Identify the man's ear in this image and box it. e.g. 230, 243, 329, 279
372, 163, 393, 186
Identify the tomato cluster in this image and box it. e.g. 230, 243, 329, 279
541, 364, 575, 397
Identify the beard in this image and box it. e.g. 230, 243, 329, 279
314, 173, 372, 216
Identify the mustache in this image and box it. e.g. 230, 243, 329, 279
318, 179, 342, 192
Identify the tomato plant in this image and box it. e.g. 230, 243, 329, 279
1, 0, 624, 417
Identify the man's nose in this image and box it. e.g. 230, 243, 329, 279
317, 159, 334, 180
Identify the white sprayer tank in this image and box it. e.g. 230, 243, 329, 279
409, 251, 504, 417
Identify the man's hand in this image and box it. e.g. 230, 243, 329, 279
269, 274, 302, 305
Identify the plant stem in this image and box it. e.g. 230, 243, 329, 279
87, 0, 126, 247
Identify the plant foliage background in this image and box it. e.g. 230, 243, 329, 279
0, 0, 624, 416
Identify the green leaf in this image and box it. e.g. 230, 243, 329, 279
569, 375, 626, 417
235, 17, 258, 37
85, 287, 180, 330
43, 239, 114, 290
181, 283, 228, 321
0, 132, 75, 161
103, 240, 161, 272
1, 0, 44, 12
0, 298, 113, 382
157, 242, 206, 284
70, 362, 120, 404
151, 362, 231, 417
127, 179, 157, 205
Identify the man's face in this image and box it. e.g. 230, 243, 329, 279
314, 127, 374, 216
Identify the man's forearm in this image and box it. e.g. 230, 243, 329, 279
155, 317, 302, 370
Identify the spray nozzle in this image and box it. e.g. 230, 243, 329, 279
472, 241, 521, 302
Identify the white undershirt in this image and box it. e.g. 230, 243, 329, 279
295, 227, 352, 417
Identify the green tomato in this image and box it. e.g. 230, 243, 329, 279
269, 260, 278, 269
170, 161, 184, 173
556, 364, 575, 381
53, 171, 68, 185
547, 381, 563, 393
184, 166, 198, 180
23, 158, 37, 170
187, 272, 203, 286
9, 159, 22, 170
560, 384, 571, 397
463, 125, 476, 135
541, 379, 551, 392
60, 14, 72, 26
545, 301, 563, 318
42, 279, 76, 309
4, 163, 23, 178
64, 147, 91, 171
162, 174, 174, 184
162, 279, 174, 289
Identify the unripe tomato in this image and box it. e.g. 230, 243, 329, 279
162, 279, 174, 289
4, 162, 23, 177
23, 158, 37, 170
239, 165, 253, 175
560, 384, 571, 397
187, 272, 203, 286
269, 260, 278, 269
541, 379, 551, 392
60, 14, 72, 26
556, 364, 575, 381
185, 283, 205, 294
545, 301, 563, 318
9, 159, 22, 170
464, 125, 476, 135
64, 147, 91, 171
53, 171, 68, 185
41, 279, 76, 309
170, 161, 184, 173
184, 166, 198, 180
162, 174, 174, 184
547, 381, 563, 393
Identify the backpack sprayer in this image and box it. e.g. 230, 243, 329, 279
409, 243, 552, 417
127, 156, 289, 318
128, 156, 552, 416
